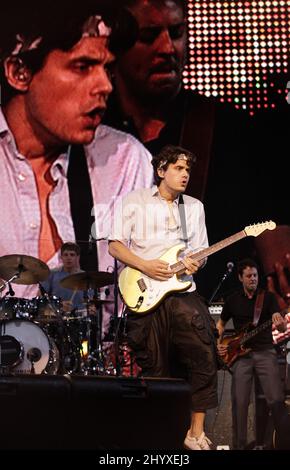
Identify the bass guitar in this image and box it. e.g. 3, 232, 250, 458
220, 315, 279, 367
119, 221, 276, 313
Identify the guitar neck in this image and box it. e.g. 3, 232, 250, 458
240, 318, 273, 345
171, 230, 246, 274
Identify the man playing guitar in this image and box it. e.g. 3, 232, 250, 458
216, 258, 287, 449
109, 145, 218, 450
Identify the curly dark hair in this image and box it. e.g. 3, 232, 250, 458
151, 145, 196, 186
0, 0, 137, 104
237, 258, 259, 276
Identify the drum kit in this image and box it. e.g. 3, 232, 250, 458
0, 254, 119, 376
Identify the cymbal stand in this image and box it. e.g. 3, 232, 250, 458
113, 258, 121, 376
82, 286, 106, 375
38, 283, 61, 317
0, 268, 23, 295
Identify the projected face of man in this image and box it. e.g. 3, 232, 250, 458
115, 0, 186, 103
3, 15, 114, 154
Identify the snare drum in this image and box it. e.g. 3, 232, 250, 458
0, 320, 59, 374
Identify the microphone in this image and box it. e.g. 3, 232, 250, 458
8, 282, 15, 297
227, 261, 234, 272
208, 261, 234, 303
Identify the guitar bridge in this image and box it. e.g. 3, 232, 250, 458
137, 278, 147, 292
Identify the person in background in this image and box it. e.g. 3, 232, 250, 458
216, 258, 288, 450
40, 242, 84, 313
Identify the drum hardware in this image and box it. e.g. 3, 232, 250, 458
0, 267, 21, 295
60, 271, 114, 375
79, 295, 109, 376
0, 257, 122, 376
36, 283, 63, 322
3, 281, 15, 298
59, 313, 89, 374
108, 257, 123, 376
34, 290, 63, 324
63, 314, 85, 321
57, 319, 83, 375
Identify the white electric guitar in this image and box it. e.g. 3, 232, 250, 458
118, 221, 276, 313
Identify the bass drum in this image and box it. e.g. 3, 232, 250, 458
0, 320, 59, 374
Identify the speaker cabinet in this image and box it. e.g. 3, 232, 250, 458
0, 375, 70, 449
0, 375, 191, 450
68, 376, 191, 449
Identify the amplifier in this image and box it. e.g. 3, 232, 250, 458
208, 302, 224, 316
0, 375, 192, 450
209, 302, 234, 331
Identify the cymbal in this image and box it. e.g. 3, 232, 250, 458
60, 271, 114, 291
0, 254, 49, 285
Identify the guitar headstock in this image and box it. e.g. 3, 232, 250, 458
244, 220, 276, 237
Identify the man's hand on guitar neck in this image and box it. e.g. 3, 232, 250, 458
141, 259, 174, 281
272, 312, 287, 333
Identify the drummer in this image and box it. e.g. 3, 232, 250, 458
40, 242, 86, 314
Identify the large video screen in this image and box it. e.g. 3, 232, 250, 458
185, 0, 290, 114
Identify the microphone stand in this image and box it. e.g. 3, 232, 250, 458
208, 264, 234, 375
85, 234, 108, 375
208, 266, 233, 304
38, 282, 60, 318
2, 283, 15, 298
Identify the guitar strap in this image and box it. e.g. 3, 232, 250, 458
67, 145, 99, 271
178, 194, 188, 247
252, 289, 265, 326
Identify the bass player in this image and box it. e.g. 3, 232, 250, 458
216, 258, 287, 449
